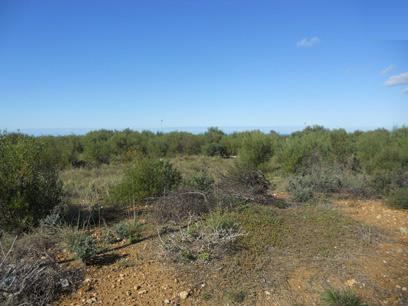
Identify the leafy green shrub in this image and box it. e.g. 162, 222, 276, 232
387, 187, 408, 210
66, 231, 98, 264
202, 142, 228, 157
82, 130, 115, 165
114, 220, 143, 243
237, 131, 272, 169
0, 134, 63, 231
321, 288, 366, 306
109, 157, 181, 206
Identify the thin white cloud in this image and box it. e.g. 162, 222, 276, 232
296, 36, 320, 48
385, 72, 408, 86
402, 88, 408, 94
380, 64, 394, 75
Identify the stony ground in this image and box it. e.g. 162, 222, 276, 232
57, 197, 408, 306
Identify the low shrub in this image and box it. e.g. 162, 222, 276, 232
287, 163, 373, 202
66, 231, 98, 264
159, 211, 245, 262
287, 175, 314, 202
321, 288, 366, 306
206, 211, 236, 232
114, 220, 143, 243
0, 232, 83, 305
153, 188, 212, 224
386, 187, 408, 210
217, 164, 271, 204
184, 169, 214, 193
109, 157, 181, 206
101, 227, 118, 244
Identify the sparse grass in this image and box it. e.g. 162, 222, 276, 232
281, 205, 361, 257
231, 205, 283, 252
171, 155, 232, 181
321, 288, 367, 306
61, 164, 124, 205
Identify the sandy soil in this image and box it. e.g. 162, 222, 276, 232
57, 198, 408, 306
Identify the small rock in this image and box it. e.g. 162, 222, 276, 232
164, 299, 170, 304
86, 297, 97, 304
60, 278, 70, 289
402, 287, 407, 291
265, 291, 271, 295
345, 279, 357, 287
179, 291, 189, 299
134, 285, 141, 290
400, 227, 408, 234
138, 289, 148, 295
396, 285, 401, 289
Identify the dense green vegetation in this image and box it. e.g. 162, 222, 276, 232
1, 126, 407, 230
0, 134, 63, 231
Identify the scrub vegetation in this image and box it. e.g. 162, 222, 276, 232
0, 126, 407, 305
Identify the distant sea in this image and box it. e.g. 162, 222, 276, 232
4, 126, 390, 136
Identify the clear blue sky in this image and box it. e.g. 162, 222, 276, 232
0, 0, 407, 133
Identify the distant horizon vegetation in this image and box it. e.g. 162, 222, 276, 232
4, 124, 407, 137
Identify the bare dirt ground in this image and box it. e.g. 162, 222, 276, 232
58, 197, 408, 306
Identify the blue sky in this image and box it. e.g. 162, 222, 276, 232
0, 0, 407, 133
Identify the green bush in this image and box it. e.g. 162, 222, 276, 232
321, 288, 366, 306
82, 130, 115, 165
237, 131, 272, 169
110, 157, 181, 206
66, 231, 98, 264
202, 142, 228, 157
114, 220, 143, 243
387, 187, 408, 210
0, 134, 63, 231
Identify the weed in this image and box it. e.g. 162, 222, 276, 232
321, 288, 367, 306
66, 231, 98, 264
114, 220, 143, 243
197, 250, 212, 261
202, 290, 213, 300
227, 290, 246, 304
